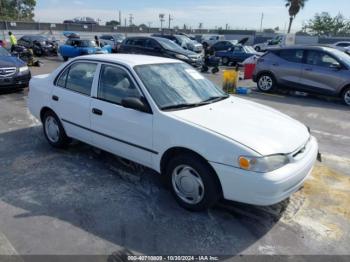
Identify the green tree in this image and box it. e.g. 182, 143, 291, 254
306, 12, 350, 36
106, 20, 120, 26
285, 0, 307, 33
0, 0, 36, 21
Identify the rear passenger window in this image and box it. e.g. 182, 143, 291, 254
98, 65, 141, 104
57, 62, 97, 96
278, 49, 303, 63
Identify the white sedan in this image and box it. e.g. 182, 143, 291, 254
28, 54, 318, 211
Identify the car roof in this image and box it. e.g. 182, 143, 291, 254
75, 54, 182, 67
268, 45, 339, 52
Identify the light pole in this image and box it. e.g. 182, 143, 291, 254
168, 14, 173, 29
159, 14, 165, 32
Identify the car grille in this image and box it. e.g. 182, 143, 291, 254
0, 67, 17, 77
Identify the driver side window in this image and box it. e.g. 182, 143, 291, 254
98, 65, 141, 105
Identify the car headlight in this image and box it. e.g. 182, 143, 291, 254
238, 154, 289, 173
19, 66, 29, 73
175, 54, 189, 60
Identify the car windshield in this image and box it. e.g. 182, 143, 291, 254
80, 40, 97, 47
154, 37, 184, 52
134, 63, 228, 110
244, 46, 256, 53
0, 47, 10, 56
328, 47, 350, 66
176, 35, 192, 44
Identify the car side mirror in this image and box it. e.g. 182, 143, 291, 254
121, 97, 151, 113
330, 63, 342, 70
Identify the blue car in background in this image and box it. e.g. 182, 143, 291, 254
59, 38, 112, 61
215, 45, 261, 66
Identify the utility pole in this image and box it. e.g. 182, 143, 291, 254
119, 11, 122, 25
168, 14, 173, 29
260, 13, 264, 32
147, 22, 152, 33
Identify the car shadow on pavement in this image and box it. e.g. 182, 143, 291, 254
249, 90, 350, 111
0, 126, 287, 256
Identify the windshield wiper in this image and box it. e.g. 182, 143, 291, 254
161, 103, 199, 111
162, 95, 230, 111
199, 95, 230, 104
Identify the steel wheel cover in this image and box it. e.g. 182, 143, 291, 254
171, 165, 205, 205
45, 116, 60, 143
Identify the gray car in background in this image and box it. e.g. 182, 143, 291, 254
253, 46, 350, 106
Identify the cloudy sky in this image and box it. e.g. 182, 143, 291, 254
35, 0, 350, 31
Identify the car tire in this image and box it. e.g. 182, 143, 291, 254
257, 73, 276, 92
63, 56, 68, 62
342, 86, 350, 106
42, 111, 70, 148
222, 57, 229, 66
255, 46, 261, 52
165, 153, 221, 211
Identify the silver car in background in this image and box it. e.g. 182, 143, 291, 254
253, 46, 350, 106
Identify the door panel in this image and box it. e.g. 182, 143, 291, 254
51, 62, 98, 143
91, 64, 153, 167
300, 51, 344, 94
271, 49, 303, 87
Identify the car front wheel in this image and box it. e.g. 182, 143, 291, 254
166, 154, 221, 211
257, 73, 276, 92
342, 87, 350, 106
43, 111, 70, 148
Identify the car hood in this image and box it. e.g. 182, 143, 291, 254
169, 97, 309, 156
0, 55, 24, 67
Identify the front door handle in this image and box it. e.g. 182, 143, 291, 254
272, 63, 279, 66
304, 68, 313, 71
52, 95, 59, 101
92, 108, 103, 116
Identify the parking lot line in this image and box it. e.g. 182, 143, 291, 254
0, 233, 18, 256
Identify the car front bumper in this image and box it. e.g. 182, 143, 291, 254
210, 136, 319, 206
0, 72, 31, 89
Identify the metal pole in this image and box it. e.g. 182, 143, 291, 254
260, 13, 264, 32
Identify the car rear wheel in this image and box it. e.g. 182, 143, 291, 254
63, 56, 68, 62
255, 46, 261, 52
165, 153, 221, 211
222, 57, 229, 66
257, 74, 276, 92
342, 87, 350, 106
43, 111, 70, 148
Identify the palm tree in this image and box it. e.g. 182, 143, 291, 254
285, 0, 307, 33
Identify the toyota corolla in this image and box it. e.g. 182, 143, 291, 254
28, 54, 318, 211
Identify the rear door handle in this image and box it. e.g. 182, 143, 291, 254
52, 95, 59, 101
92, 108, 103, 116
304, 68, 313, 71
272, 63, 279, 66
